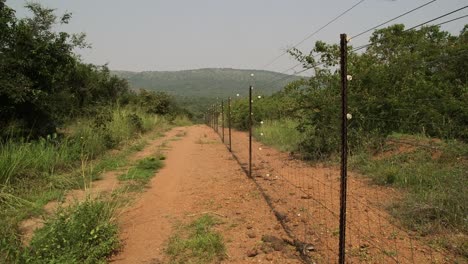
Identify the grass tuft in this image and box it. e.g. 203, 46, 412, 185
166, 214, 226, 264
119, 155, 165, 183
24, 199, 119, 264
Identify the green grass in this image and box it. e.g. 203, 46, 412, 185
0, 106, 171, 263
119, 155, 165, 183
253, 118, 304, 152
171, 116, 193, 127
350, 134, 468, 257
23, 199, 119, 264
166, 215, 226, 264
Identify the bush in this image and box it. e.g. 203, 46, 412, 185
24, 199, 119, 263
253, 119, 303, 152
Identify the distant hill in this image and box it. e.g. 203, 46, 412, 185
112, 68, 298, 98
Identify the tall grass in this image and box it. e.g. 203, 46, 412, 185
253, 119, 303, 152
0, 137, 78, 185
350, 134, 468, 257
0, 106, 169, 262
0, 107, 166, 185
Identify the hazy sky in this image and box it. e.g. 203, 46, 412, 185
6, 0, 468, 73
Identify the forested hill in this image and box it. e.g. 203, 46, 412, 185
112, 68, 297, 98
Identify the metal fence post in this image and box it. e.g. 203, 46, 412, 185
211, 105, 214, 130
249, 85, 253, 178
221, 100, 225, 142
339, 33, 349, 264
228, 97, 232, 152
216, 103, 219, 134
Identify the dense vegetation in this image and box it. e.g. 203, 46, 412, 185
231, 24, 467, 155
0, 1, 185, 139
0, 2, 187, 262
113, 68, 299, 121
229, 24, 467, 257
113, 68, 296, 98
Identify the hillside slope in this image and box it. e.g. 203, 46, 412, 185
112, 68, 298, 98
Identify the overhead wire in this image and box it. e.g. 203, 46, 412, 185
352, 5, 468, 53
349, 0, 438, 40
433, 14, 468, 27
260, 0, 366, 70
257, 1, 441, 93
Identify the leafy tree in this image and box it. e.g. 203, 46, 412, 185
0, 2, 137, 138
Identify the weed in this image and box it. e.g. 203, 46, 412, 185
119, 156, 164, 183
23, 199, 119, 263
166, 215, 226, 264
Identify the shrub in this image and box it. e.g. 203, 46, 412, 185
24, 199, 119, 263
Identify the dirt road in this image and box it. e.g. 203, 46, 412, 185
111, 125, 302, 263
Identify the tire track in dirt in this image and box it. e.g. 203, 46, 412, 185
111, 125, 303, 264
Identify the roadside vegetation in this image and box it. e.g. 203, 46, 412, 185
24, 199, 119, 264
229, 24, 468, 258
119, 155, 165, 183
166, 214, 226, 264
0, 1, 189, 262
253, 119, 304, 153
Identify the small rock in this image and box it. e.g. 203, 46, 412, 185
262, 235, 285, 251
246, 249, 258, 257
265, 254, 273, 261
273, 225, 281, 230
247, 231, 257, 238
300, 195, 311, 199
246, 225, 253, 230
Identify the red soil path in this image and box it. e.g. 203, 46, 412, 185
111, 125, 302, 263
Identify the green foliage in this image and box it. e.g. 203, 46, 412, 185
350, 135, 467, 257
253, 24, 468, 159
225, 24, 467, 253
113, 68, 296, 98
171, 116, 193, 127
24, 199, 119, 263
0, 108, 167, 262
253, 119, 304, 152
0, 1, 137, 138
166, 215, 226, 264
350, 135, 467, 232
230, 91, 297, 131
0, 107, 162, 185
119, 156, 164, 182
113, 68, 300, 122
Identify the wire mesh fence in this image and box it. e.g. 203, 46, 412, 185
203, 32, 460, 263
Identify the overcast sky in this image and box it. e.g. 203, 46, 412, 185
6, 0, 468, 73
